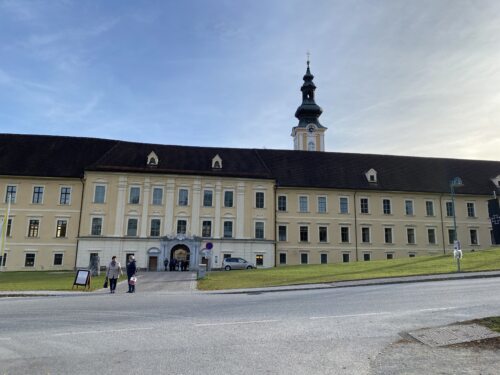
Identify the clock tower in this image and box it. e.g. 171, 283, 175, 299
291, 59, 327, 151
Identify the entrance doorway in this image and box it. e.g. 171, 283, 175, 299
148, 256, 158, 271
170, 244, 190, 271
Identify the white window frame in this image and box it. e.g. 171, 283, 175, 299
384, 227, 393, 244
32, 185, 45, 204
317, 196, 327, 213
277, 195, 287, 212
405, 199, 414, 216
407, 227, 416, 244
298, 195, 309, 213
254, 221, 265, 239
255, 191, 265, 209
361, 227, 371, 243
278, 225, 287, 242
360, 197, 369, 214
126, 218, 139, 237
59, 186, 72, 205
466, 202, 476, 218
5, 184, 17, 203
90, 216, 103, 236
427, 227, 437, 244
152, 187, 164, 205
55, 218, 68, 238
94, 184, 107, 204
150, 218, 161, 237
203, 189, 214, 207
339, 196, 349, 214
223, 220, 233, 238
176, 219, 188, 234
425, 200, 435, 216
201, 220, 212, 238
223, 190, 234, 208
318, 225, 328, 243
469, 228, 479, 245
382, 198, 392, 215
178, 188, 189, 206
129, 186, 141, 204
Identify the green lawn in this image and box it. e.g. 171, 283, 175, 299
0, 271, 112, 291
198, 248, 500, 290
475, 317, 500, 332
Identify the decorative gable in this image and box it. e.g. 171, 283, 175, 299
492, 174, 500, 188
147, 151, 159, 166
212, 154, 222, 169
365, 168, 377, 183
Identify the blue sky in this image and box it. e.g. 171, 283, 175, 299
1, 0, 500, 160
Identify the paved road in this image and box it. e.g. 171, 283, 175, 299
1, 276, 499, 374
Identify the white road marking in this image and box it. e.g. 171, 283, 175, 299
0, 337, 12, 341
310, 307, 460, 320
195, 319, 279, 327
52, 327, 154, 337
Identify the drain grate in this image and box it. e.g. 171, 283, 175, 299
408, 324, 500, 347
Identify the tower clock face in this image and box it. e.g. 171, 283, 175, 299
308, 126, 314, 133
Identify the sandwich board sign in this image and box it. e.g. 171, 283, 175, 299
73, 269, 91, 290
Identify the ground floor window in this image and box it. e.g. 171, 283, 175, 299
279, 253, 287, 265
320, 253, 328, 264
53, 253, 63, 266
409, 253, 416, 258
300, 253, 308, 264
363, 253, 371, 261
25, 253, 35, 267
0, 253, 6, 267
255, 254, 263, 266
223, 253, 231, 260
342, 253, 350, 263
386, 253, 394, 260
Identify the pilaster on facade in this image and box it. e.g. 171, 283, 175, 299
191, 180, 201, 236
140, 178, 151, 237
214, 181, 222, 238
236, 182, 245, 238
164, 179, 175, 235
114, 176, 127, 236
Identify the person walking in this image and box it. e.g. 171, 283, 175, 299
126, 255, 137, 293
163, 257, 169, 271
106, 256, 122, 294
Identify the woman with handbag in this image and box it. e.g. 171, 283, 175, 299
106, 256, 122, 294
126, 255, 137, 293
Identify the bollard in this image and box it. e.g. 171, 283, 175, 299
197, 264, 207, 279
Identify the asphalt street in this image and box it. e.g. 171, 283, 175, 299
1, 276, 500, 374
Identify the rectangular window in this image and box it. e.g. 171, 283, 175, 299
255, 254, 263, 266
32, 186, 44, 204
470, 229, 478, 245
56, 220, 67, 238
384, 227, 393, 244
255, 222, 264, 239
127, 218, 138, 236
426, 201, 434, 216
152, 188, 163, 205
28, 219, 39, 237
256, 192, 265, 208
128, 186, 141, 204
383, 199, 391, 215
386, 253, 394, 260
178, 189, 189, 206
94, 185, 106, 203
448, 229, 456, 244
203, 190, 213, 207
342, 253, 350, 263
5, 185, 16, 203
361, 227, 370, 243
339, 197, 349, 214
59, 187, 71, 205
360, 198, 369, 214
277, 196, 287, 211
278, 225, 287, 241
0, 253, 6, 267
299, 196, 308, 212
405, 200, 414, 216
25, 253, 35, 267
320, 253, 328, 264
446, 201, 454, 217
177, 220, 187, 234
202, 221, 212, 237
279, 253, 287, 265
363, 253, 371, 261
409, 253, 416, 258
6, 218, 12, 237
341, 227, 350, 243
317, 196, 327, 213
150, 219, 161, 237
407, 228, 416, 244
319, 226, 328, 242
224, 191, 233, 207
53, 253, 63, 266
91, 218, 102, 236
428, 228, 436, 244
299, 226, 308, 242
223, 221, 233, 238
300, 253, 308, 264
467, 203, 476, 218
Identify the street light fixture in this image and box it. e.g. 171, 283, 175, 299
450, 177, 463, 272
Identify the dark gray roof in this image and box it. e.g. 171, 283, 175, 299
1, 133, 499, 195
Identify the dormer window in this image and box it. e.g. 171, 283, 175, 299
212, 154, 222, 169
147, 151, 159, 166
491, 175, 500, 188
365, 168, 378, 183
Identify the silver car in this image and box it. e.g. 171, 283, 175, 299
222, 257, 254, 271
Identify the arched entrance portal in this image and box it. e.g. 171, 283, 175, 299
170, 244, 190, 271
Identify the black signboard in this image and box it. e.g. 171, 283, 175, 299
73, 269, 91, 290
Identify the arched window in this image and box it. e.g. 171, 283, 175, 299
308, 141, 316, 151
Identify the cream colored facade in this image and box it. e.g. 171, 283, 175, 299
0, 176, 82, 271
275, 188, 493, 265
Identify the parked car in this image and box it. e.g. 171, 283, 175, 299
222, 257, 254, 271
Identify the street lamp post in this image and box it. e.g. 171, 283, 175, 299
450, 177, 463, 272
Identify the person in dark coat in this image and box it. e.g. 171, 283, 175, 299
163, 257, 169, 271
169, 258, 176, 271
126, 256, 137, 293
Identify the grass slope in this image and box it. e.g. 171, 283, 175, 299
0, 271, 109, 291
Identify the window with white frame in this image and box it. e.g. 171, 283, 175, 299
53, 253, 63, 266
299, 196, 308, 212
255, 222, 264, 239
299, 226, 308, 242
407, 228, 416, 244
94, 185, 106, 203
279, 253, 287, 265
256, 254, 264, 266
300, 253, 308, 264
59, 187, 71, 205
470, 229, 478, 245
25, 253, 35, 267
386, 253, 394, 260
360, 198, 369, 214
223, 221, 233, 238
363, 253, 371, 261
341, 226, 349, 243
428, 228, 436, 244
202, 220, 212, 237
446, 201, 454, 217
383, 199, 391, 215
203, 190, 213, 207
178, 189, 189, 206
278, 225, 287, 241
177, 219, 187, 234
150, 219, 161, 237
467, 202, 476, 218
32, 186, 44, 204
129, 187, 140, 204
342, 253, 350, 263
339, 197, 349, 214
224, 191, 233, 207
448, 229, 456, 244
255, 192, 265, 209
91, 217, 102, 235
277, 195, 287, 211
5, 185, 16, 203
152, 188, 163, 205
405, 200, 414, 215
28, 219, 40, 237
127, 218, 138, 236
319, 226, 328, 242
6, 218, 12, 237
317, 196, 327, 213
384, 227, 393, 244
320, 253, 328, 264
55, 219, 67, 238
361, 227, 370, 243
426, 201, 434, 216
